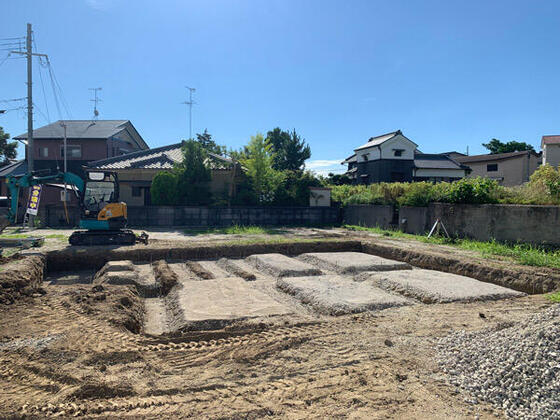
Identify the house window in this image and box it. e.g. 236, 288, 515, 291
393, 149, 404, 157
362, 154, 368, 162
60, 145, 82, 159
487, 164, 498, 172
38, 147, 49, 157
132, 187, 142, 197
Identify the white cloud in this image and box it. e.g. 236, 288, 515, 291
85, 0, 111, 11
306, 159, 346, 176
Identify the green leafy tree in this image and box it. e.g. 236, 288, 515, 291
195, 129, 226, 156
0, 126, 18, 165
151, 171, 179, 205
266, 128, 311, 171
175, 139, 212, 205
325, 172, 353, 186
240, 133, 284, 204
273, 170, 324, 206
482, 138, 535, 154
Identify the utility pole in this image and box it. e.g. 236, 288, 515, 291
10, 23, 48, 173
89, 87, 102, 119
11, 23, 48, 228
182, 86, 196, 139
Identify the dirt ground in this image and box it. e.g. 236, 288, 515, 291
0, 280, 551, 418
0, 229, 557, 418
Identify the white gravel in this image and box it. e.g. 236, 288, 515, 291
437, 304, 560, 420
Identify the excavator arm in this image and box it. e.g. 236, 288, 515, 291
2, 171, 85, 228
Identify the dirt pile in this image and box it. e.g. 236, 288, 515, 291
0, 254, 45, 304
62, 284, 144, 333
152, 260, 178, 294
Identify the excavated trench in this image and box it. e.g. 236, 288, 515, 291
37, 239, 545, 336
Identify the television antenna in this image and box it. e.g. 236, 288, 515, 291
89, 87, 102, 119
181, 86, 196, 139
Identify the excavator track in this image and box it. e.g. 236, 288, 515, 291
68, 229, 137, 246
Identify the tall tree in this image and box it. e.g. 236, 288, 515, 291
175, 139, 212, 205
240, 134, 284, 204
0, 127, 18, 165
195, 129, 226, 156
482, 138, 535, 154
266, 128, 311, 171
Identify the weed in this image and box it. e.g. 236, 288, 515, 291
183, 225, 285, 236
343, 225, 560, 269
546, 292, 560, 303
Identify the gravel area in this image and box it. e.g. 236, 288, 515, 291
437, 304, 560, 420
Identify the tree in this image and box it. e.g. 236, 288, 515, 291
325, 172, 353, 186
482, 138, 535, 154
175, 139, 212, 205
240, 133, 284, 204
151, 171, 179, 205
0, 126, 18, 165
266, 128, 311, 171
195, 129, 226, 156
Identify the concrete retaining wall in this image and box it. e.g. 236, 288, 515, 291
352, 203, 560, 246
344, 205, 394, 228
427, 203, 560, 246
39, 205, 341, 228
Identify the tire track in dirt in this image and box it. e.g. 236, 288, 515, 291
20, 360, 375, 417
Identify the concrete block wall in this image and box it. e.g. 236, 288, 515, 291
346, 203, 560, 246
343, 205, 395, 229
37, 205, 341, 228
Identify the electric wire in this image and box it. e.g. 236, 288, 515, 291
33, 39, 51, 122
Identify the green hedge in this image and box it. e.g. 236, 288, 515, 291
330, 166, 560, 207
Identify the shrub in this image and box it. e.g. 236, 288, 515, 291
151, 171, 179, 205
397, 182, 433, 207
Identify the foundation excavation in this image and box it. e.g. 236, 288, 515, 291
46, 250, 526, 335
1, 236, 553, 419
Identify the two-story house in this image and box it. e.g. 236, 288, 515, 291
12, 120, 149, 177
455, 150, 541, 186
1, 120, 149, 211
342, 130, 468, 184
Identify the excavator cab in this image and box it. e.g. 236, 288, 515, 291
69, 171, 142, 245
80, 171, 127, 230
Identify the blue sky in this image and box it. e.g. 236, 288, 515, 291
1, 0, 559, 175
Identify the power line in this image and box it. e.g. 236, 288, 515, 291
33, 39, 51, 122
46, 58, 72, 119
0, 97, 26, 103
46, 59, 63, 119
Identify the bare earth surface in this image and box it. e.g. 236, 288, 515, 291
0, 284, 550, 419
0, 228, 557, 419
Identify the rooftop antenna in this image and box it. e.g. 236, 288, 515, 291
89, 87, 102, 120
181, 86, 196, 139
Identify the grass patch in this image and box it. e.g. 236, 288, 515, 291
0, 233, 67, 240
343, 224, 560, 269
546, 292, 560, 303
183, 225, 286, 236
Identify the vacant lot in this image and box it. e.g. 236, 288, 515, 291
0, 229, 557, 418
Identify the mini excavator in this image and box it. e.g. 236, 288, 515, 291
3, 169, 148, 246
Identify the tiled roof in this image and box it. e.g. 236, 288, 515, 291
455, 150, 539, 164
14, 120, 132, 140
0, 160, 27, 178
342, 154, 357, 164
354, 130, 418, 151
542, 135, 560, 147
87, 142, 233, 170
413, 153, 466, 170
